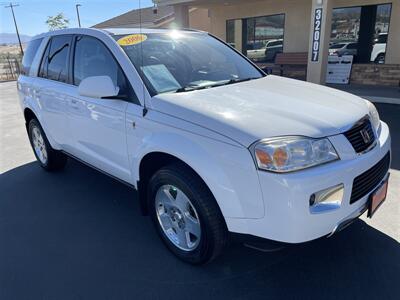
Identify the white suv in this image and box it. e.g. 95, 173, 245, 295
18, 28, 391, 264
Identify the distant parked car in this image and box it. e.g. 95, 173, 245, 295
370, 33, 387, 64
329, 42, 358, 56
246, 42, 267, 61
265, 39, 283, 62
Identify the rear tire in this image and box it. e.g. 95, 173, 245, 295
375, 53, 385, 64
148, 163, 228, 264
28, 118, 67, 171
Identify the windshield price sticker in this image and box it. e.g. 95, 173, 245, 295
311, 8, 323, 62
117, 34, 147, 46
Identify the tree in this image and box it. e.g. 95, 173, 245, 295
46, 13, 69, 31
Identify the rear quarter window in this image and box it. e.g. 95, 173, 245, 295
21, 38, 43, 76
39, 35, 72, 83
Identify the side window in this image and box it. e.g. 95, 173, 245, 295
39, 35, 71, 83
39, 40, 50, 78
73, 35, 137, 102
21, 38, 43, 76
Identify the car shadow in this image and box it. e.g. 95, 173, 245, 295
376, 103, 400, 170
0, 160, 399, 300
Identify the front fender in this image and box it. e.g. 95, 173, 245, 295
131, 130, 265, 219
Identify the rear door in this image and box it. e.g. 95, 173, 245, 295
66, 35, 135, 182
36, 34, 75, 148
17, 38, 43, 112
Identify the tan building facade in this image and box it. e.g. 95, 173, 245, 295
155, 0, 400, 86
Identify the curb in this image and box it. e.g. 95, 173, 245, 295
362, 96, 400, 105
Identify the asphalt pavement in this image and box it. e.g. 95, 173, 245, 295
1, 81, 399, 300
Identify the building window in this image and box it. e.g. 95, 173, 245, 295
226, 19, 235, 47
330, 4, 391, 64
226, 14, 285, 63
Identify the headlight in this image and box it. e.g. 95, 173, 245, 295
366, 100, 380, 131
251, 136, 339, 173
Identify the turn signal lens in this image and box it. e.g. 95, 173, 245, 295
255, 148, 272, 165
273, 147, 288, 167
252, 136, 339, 173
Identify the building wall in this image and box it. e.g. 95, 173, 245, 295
208, 0, 312, 53
189, 8, 211, 32
202, 0, 399, 64
351, 63, 400, 85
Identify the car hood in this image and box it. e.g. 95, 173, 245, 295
150, 75, 369, 147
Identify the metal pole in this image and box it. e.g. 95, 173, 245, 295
76, 4, 81, 27
4, 3, 24, 55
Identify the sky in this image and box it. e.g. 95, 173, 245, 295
0, 0, 154, 36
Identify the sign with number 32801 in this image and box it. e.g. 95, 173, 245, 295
311, 8, 323, 62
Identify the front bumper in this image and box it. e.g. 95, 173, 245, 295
225, 121, 391, 243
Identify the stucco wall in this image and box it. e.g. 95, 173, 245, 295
189, 8, 211, 32
197, 0, 399, 64
208, 0, 312, 53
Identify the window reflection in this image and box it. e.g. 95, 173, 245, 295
329, 4, 391, 64
226, 14, 285, 63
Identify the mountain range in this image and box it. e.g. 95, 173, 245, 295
0, 33, 32, 45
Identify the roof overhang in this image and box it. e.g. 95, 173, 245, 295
154, 0, 194, 5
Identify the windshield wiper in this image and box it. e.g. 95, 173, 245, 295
174, 84, 210, 93
216, 77, 259, 86
174, 77, 259, 93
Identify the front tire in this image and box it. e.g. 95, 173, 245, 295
28, 118, 67, 171
148, 163, 228, 264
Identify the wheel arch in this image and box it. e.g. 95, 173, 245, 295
137, 151, 216, 216
23, 107, 37, 130
131, 132, 264, 221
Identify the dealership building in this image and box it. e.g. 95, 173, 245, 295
95, 0, 400, 86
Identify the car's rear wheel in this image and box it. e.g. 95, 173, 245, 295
148, 163, 228, 264
28, 118, 67, 171
375, 53, 385, 64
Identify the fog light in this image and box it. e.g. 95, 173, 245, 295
310, 184, 344, 214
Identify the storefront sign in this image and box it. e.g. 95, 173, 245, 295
326, 55, 354, 84
311, 8, 323, 62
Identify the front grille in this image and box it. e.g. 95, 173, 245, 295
344, 117, 376, 153
350, 152, 390, 204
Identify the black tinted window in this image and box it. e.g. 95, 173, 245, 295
73, 35, 135, 101
39, 35, 71, 83
21, 38, 43, 75
268, 41, 282, 47
377, 34, 387, 43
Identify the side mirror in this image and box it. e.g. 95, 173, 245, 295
78, 76, 119, 99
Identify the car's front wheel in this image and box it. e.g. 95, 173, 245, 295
28, 118, 67, 171
148, 163, 228, 264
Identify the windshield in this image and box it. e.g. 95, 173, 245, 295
113, 31, 264, 95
